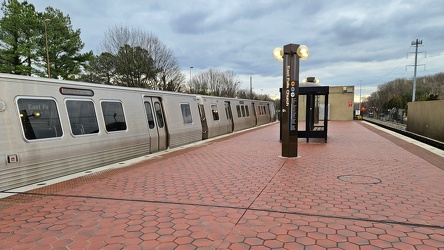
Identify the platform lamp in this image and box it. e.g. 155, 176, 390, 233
302, 77, 319, 84
273, 44, 309, 157
44, 18, 51, 78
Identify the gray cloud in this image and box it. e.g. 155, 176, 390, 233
25, 0, 444, 97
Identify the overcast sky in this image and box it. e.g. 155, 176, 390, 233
29, 0, 444, 100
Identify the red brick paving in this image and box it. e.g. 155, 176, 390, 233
1, 121, 444, 249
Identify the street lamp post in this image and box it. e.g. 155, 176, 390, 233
273, 44, 309, 157
44, 19, 51, 78
189, 66, 193, 93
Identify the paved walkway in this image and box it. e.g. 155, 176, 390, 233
1, 121, 443, 249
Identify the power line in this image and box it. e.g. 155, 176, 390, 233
370, 46, 411, 85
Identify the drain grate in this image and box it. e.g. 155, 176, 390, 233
337, 175, 381, 184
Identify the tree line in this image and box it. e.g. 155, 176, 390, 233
365, 72, 444, 112
0, 0, 274, 100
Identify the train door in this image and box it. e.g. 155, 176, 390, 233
252, 103, 258, 126
198, 104, 208, 140
144, 97, 167, 153
224, 101, 234, 133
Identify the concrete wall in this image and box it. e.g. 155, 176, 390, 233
407, 100, 444, 142
329, 86, 354, 120
298, 86, 354, 121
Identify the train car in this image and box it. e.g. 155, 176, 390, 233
0, 74, 275, 191
196, 96, 276, 136
230, 99, 276, 130
253, 100, 276, 125
196, 95, 231, 139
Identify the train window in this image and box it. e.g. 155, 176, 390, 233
101, 101, 127, 132
236, 105, 241, 118
154, 102, 165, 128
66, 100, 99, 135
180, 103, 192, 124
241, 106, 246, 117
211, 104, 219, 121
245, 106, 250, 117
17, 98, 63, 140
144, 102, 155, 129
198, 104, 205, 120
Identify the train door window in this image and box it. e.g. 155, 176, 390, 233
17, 98, 63, 140
66, 100, 99, 135
101, 101, 127, 132
236, 105, 241, 117
180, 103, 192, 124
241, 105, 246, 117
211, 104, 219, 121
263, 106, 267, 114
154, 101, 165, 128
245, 106, 250, 117
144, 101, 155, 129
224, 102, 232, 120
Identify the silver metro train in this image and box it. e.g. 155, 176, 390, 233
0, 74, 276, 191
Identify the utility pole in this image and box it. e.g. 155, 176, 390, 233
412, 39, 421, 102
407, 39, 425, 102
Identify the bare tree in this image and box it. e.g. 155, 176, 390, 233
100, 25, 184, 91
189, 72, 209, 94
189, 69, 240, 97
236, 89, 251, 99
220, 70, 240, 97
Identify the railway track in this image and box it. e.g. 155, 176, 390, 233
362, 117, 444, 151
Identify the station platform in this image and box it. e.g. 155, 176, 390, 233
1, 121, 443, 249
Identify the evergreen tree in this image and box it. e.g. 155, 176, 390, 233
0, 0, 92, 79
0, 0, 39, 75
38, 6, 92, 79
78, 52, 116, 84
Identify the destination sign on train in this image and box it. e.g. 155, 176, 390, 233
60, 87, 94, 96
